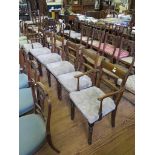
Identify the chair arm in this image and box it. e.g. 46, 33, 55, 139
74, 69, 99, 79
74, 69, 99, 91
97, 88, 125, 121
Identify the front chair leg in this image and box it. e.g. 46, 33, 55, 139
46, 69, 51, 87
71, 101, 75, 120
88, 123, 94, 145
46, 134, 60, 153
111, 109, 117, 127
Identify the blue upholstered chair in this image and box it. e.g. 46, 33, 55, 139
19, 82, 60, 155
19, 60, 39, 117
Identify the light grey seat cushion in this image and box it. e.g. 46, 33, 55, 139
117, 75, 135, 94
37, 53, 62, 65
70, 31, 81, 39
120, 56, 135, 66
57, 71, 92, 92
23, 43, 43, 54
46, 61, 75, 77
19, 114, 46, 155
29, 47, 51, 57
70, 86, 116, 124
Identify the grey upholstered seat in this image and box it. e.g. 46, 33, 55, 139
57, 71, 92, 92
70, 86, 116, 124
117, 75, 135, 94
46, 61, 75, 77
37, 53, 62, 65
23, 43, 43, 54
29, 47, 51, 57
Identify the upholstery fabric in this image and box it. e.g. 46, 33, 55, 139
70, 86, 116, 124
30, 47, 51, 57
19, 73, 29, 89
70, 31, 81, 39
114, 48, 129, 59
24, 20, 33, 24
19, 36, 27, 41
19, 114, 46, 155
120, 56, 135, 66
117, 75, 135, 94
37, 53, 62, 65
19, 88, 34, 116
46, 61, 75, 77
19, 40, 28, 48
23, 43, 43, 54
57, 71, 92, 92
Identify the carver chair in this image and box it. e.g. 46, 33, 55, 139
69, 56, 133, 145
19, 82, 60, 155
57, 47, 102, 100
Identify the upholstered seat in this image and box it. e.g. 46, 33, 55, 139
19, 73, 29, 89
29, 47, 51, 57
76, 36, 88, 42
117, 75, 135, 94
19, 39, 29, 48
46, 61, 75, 77
19, 88, 34, 116
24, 20, 33, 24
70, 31, 81, 39
114, 48, 129, 59
19, 114, 46, 155
120, 56, 135, 66
23, 43, 43, 54
37, 53, 62, 65
19, 36, 27, 41
57, 71, 92, 92
70, 86, 116, 124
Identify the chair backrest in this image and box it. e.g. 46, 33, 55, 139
65, 40, 81, 70
97, 57, 133, 98
90, 28, 106, 53
116, 37, 135, 62
102, 32, 120, 59
80, 48, 102, 72
80, 24, 93, 47
34, 82, 50, 121
53, 34, 65, 59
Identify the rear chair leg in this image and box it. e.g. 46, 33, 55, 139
38, 61, 43, 76
71, 101, 75, 120
46, 69, 51, 87
111, 110, 117, 127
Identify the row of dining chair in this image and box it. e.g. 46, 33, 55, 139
19, 25, 135, 145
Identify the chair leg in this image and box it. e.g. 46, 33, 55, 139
71, 101, 75, 120
111, 110, 117, 127
47, 134, 60, 153
46, 69, 51, 87
57, 80, 62, 100
88, 123, 94, 145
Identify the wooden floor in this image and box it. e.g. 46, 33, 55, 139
35, 68, 135, 155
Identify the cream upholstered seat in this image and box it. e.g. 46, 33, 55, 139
46, 61, 75, 77
29, 47, 51, 57
120, 56, 135, 66
23, 43, 43, 54
57, 71, 92, 92
37, 53, 62, 66
117, 75, 135, 94
70, 86, 116, 124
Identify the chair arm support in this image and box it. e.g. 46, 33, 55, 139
97, 88, 125, 121
74, 69, 99, 91
74, 69, 99, 79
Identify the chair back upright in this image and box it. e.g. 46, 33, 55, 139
65, 40, 81, 70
